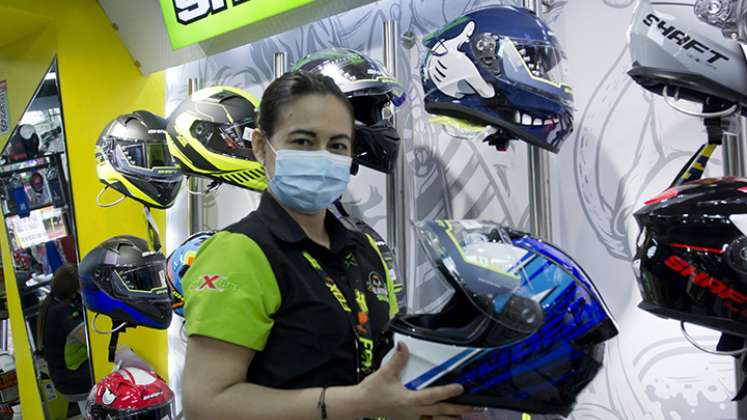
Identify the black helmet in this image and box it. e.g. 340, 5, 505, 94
165, 86, 266, 191
96, 111, 183, 209
634, 177, 747, 337
79, 235, 172, 329
293, 48, 405, 174
7, 124, 40, 162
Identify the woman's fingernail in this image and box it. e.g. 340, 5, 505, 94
472, 406, 488, 412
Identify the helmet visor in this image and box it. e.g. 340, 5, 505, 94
111, 261, 170, 300
416, 220, 586, 335
189, 117, 257, 160
116, 141, 175, 170
472, 33, 573, 105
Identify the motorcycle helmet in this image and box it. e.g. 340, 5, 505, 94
165, 86, 266, 191
293, 48, 406, 174
629, 0, 747, 115
7, 124, 40, 162
634, 177, 747, 337
79, 236, 172, 330
420, 6, 574, 152
96, 111, 183, 209
693, 0, 747, 44
165, 231, 215, 317
85, 367, 175, 420
0, 352, 17, 404
386, 220, 617, 416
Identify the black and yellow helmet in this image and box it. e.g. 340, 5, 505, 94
96, 111, 183, 209
165, 86, 266, 191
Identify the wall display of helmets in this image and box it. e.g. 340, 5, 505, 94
3, 0, 747, 419
150, 0, 747, 417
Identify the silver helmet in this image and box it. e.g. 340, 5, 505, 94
628, 0, 747, 114
693, 0, 747, 44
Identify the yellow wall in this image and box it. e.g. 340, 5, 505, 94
0, 1, 168, 417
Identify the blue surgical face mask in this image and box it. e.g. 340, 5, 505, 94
267, 142, 352, 214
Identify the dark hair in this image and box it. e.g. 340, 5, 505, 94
37, 264, 80, 351
258, 70, 354, 139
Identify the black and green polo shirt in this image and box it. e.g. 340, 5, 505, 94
183, 192, 398, 389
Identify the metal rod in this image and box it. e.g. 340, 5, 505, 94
528, 147, 553, 239
724, 117, 747, 177
383, 19, 409, 307
524, 0, 539, 12
274, 52, 287, 79
187, 78, 204, 235
523, 0, 553, 240
0, 319, 7, 351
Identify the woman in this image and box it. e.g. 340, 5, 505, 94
182, 71, 479, 419
37, 264, 92, 406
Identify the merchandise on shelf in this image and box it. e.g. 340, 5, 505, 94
293, 48, 406, 174
165, 86, 266, 191
85, 367, 175, 419
629, 0, 747, 115
420, 6, 574, 152
79, 236, 172, 330
96, 111, 184, 209
165, 231, 215, 317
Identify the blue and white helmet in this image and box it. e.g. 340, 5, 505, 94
421, 6, 574, 152
166, 231, 214, 317
385, 220, 617, 416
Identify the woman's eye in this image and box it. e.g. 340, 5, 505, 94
291, 138, 313, 146
329, 143, 350, 151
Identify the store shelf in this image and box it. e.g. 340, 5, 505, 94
3, 203, 67, 219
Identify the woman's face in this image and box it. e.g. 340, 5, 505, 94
254, 94, 353, 179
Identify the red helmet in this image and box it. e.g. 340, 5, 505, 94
85, 367, 174, 419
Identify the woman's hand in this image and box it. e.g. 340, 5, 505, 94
352, 342, 483, 419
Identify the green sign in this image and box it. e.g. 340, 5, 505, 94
160, 0, 315, 50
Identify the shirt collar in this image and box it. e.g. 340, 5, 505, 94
258, 192, 355, 254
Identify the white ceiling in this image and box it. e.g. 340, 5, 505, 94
96, 0, 376, 75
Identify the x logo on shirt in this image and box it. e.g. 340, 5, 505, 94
199, 275, 222, 290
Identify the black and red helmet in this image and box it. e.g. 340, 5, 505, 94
634, 177, 747, 337
85, 367, 175, 419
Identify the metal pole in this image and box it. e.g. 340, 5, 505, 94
187, 78, 205, 235
724, 115, 747, 419
383, 20, 410, 306
0, 319, 7, 351
274, 52, 287, 79
723, 118, 747, 177
524, 0, 553, 240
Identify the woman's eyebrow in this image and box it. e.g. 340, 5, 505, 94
288, 129, 317, 137
330, 134, 351, 141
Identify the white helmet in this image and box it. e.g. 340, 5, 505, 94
628, 0, 747, 114
0, 352, 18, 404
